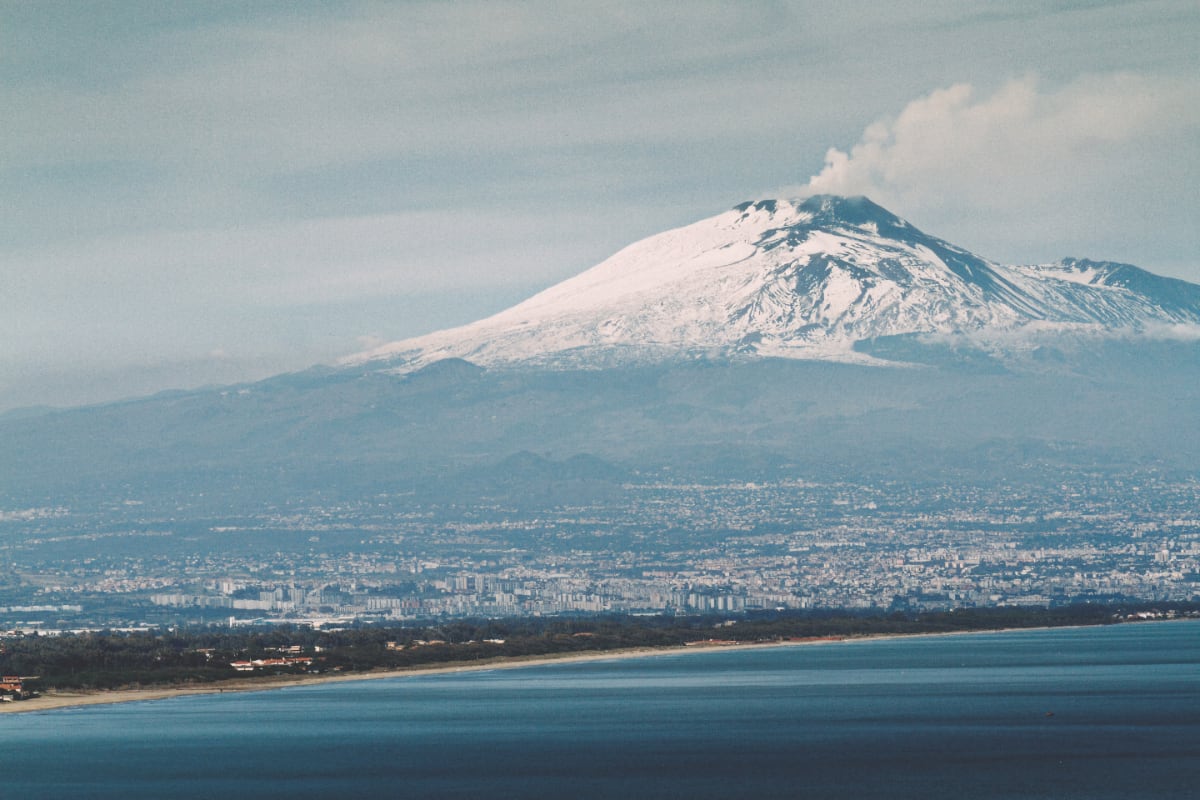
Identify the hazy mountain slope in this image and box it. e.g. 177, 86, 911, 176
3, 343, 1199, 511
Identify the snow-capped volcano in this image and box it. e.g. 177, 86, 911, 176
352, 195, 1200, 370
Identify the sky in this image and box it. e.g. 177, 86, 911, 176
2, 0, 1198, 411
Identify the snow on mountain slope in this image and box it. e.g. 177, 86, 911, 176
1015, 258, 1200, 322
350, 196, 1200, 371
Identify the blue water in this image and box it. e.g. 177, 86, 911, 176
2, 621, 1197, 799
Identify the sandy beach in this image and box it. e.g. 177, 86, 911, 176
0, 638, 842, 715
8, 620, 1174, 716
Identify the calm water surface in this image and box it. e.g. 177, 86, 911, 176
3, 621, 1198, 799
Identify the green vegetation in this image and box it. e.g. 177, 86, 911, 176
2, 603, 1195, 694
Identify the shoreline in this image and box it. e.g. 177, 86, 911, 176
0, 632, 934, 715
2, 619, 1189, 715
0, 643, 717, 715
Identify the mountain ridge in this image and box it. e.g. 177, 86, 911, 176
350, 195, 1200, 373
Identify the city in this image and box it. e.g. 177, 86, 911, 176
2, 469, 1197, 632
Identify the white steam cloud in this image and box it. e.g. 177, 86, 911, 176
793, 74, 1199, 263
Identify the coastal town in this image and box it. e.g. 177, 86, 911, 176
2, 470, 1196, 632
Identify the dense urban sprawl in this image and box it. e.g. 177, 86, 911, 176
2, 469, 1197, 632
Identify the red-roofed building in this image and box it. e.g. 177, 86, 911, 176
0, 675, 25, 698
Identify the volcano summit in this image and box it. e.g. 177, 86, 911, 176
353, 195, 1200, 372
4, 195, 1200, 509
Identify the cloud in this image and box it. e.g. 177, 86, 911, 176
0, 207, 630, 308
790, 73, 1200, 269
802, 73, 1195, 204
0, 3, 807, 176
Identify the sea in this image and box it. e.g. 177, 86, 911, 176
2, 620, 1197, 799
